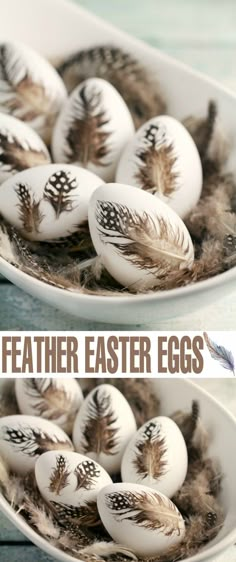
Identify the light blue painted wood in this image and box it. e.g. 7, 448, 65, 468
0, 547, 55, 562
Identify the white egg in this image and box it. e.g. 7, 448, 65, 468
52, 77, 135, 182
88, 183, 194, 290
73, 384, 137, 474
35, 450, 112, 526
15, 379, 83, 434
0, 40, 67, 142
116, 115, 203, 218
0, 163, 104, 241
97, 482, 185, 557
121, 416, 188, 498
0, 415, 73, 475
0, 113, 51, 184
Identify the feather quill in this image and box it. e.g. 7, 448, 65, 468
203, 332, 235, 375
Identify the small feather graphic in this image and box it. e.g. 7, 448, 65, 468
15, 183, 44, 235
74, 459, 100, 491
133, 421, 168, 480
49, 454, 70, 495
65, 84, 112, 166
105, 490, 182, 535
0, 131, 48, 173
52, 500, 100, 527
81, 387, 119, 456
203, 332, 235, 375
43, 170, 78, 218
0, 44, 51, 120
135, 123, 179, 196
96, 200, 191, 272
23, 379, 72, 420
2, 425, 72, 457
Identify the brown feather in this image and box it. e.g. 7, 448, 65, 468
23, 379, 71, 420
105, 490, 183, 535
135, 128, 179, 196
57, 45, 166, 128
2, 424, 72, 457
52, 500, 100, 527
133, 421, 168, 480
65, 84, 112, 167
0, 131, 49, 173
49, 454, 70, 495
96, 200, 191, 272
81, 387, 119, 456
15, 183, 44, 236
43, 170, 78, 218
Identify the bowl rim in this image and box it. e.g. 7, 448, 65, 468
1, 0, 236, 307
0, 378, 236, 562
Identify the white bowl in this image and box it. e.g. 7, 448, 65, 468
0, 0, 236, 324
0, 379, 236, 562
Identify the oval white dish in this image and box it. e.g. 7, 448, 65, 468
0, 0, 236, 324
0, 378, 236, 562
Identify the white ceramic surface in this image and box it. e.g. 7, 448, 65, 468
0, 0, 236, 323
0, 379, 236, 562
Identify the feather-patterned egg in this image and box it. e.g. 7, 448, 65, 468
0, 40, 67, 142
35, 450, 112, 527
121, 416, 188, 498
0, 113, 51, 184
0, 163, 104, 241
0, 415, 73, 475
51, 77, 135, 182
88, 183, 194, 291
72, 384, 137, 474
116, 115, 203, 218
97, 482, 185, 557
15, 379, 83, 434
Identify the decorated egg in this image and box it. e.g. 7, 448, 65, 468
116, 115, 203, 218
121, 416, 188, 498
97, 482, 185, 557
51, 77, 135, 182
35, 450, 112, 527
0, 415, 73, 475
72, 384, 137, 474
15, 378, 83, 434
0, 40, 67, 142
0, 163, 104, 241
88, 183, 194, 291
0, 113, 51, 184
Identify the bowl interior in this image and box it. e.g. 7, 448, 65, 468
0, 0, 236, 324
0, 378, 236, 562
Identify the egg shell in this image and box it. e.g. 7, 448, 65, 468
35, 450, 112, 526
0, 40, 67, 141
121, 416, 188, 498
88, 183, 194, 290
15, 378, 84, 434
0, 415, 73, 475
72, 384, 137, 474
116, 115, 203, 218
0, 163, 104, 241
97, 482, 185, 557
51, 77, 135, 182
0, 113, 51, 184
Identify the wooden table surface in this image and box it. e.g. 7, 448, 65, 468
0, 0, 236, 330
